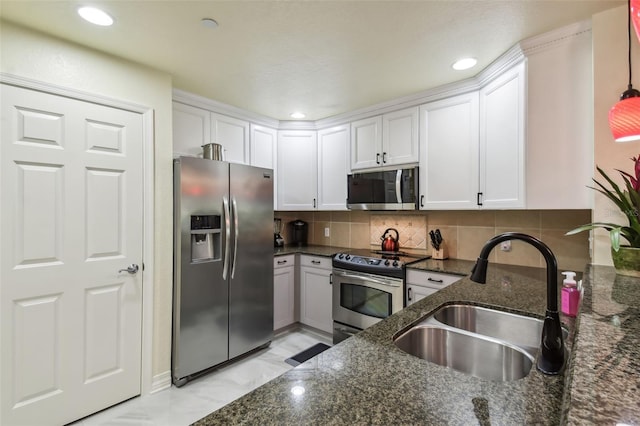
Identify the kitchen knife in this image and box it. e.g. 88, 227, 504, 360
429, 230, 439, 250
435, 229, 443, 247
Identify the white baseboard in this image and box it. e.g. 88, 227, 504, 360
150, 370, 172, 394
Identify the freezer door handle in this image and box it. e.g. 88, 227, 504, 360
222, 196, 231, 280
231, 197, 239, 279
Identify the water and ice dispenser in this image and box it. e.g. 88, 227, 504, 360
190, 215, 221, 262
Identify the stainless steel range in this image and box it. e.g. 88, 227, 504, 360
332, 250, 428, 344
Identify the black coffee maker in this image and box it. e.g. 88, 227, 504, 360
289, 220, 308, 246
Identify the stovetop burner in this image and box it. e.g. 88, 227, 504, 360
332, 250, 430, 278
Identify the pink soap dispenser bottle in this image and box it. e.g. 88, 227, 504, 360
561, 271, 579, 317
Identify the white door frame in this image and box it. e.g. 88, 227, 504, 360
0, 72, 156, 395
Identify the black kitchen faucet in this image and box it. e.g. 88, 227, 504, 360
470, 232, 566, 375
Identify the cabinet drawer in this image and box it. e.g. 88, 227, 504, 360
274, 254, 295, 269
299, 255, 332, 270
405, 269, 462, 289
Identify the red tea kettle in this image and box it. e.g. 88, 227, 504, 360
380, 228, 400, 252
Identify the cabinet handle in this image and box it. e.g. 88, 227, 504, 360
313, 198, 316, 208
330, 273, 333, 284
408, 287, 412, 301
420, 195, 424, 208
376, 153, 381, 164
277, 260, 287, 265
427, 278, 444, 283
311, 260, 321, 265
382, 152, 387, 163
477, 192, 483, 206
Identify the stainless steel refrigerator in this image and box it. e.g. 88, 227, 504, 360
172, 156, 274, 386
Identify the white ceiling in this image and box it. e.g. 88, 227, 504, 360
0, 0, 624, 121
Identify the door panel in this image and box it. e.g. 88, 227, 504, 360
228, 163, 274, 358
1, 84, 144, 425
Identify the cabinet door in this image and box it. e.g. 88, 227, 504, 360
317, 125, 349, 210
172, 102, 210, 157
277, 130, 318, 210
300, 265, 332, 333
274, 265, 295, 330
405, 269, 462, 305
211, 112, 250, 164
382, 107, 419, 166
351, 116, 382, 170
479, 62, 525, 208
406, 285, 438, 306
251, 124, 277, 206
419, 93, 479, 209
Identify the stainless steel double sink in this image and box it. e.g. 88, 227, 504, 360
393, 304, 568, 381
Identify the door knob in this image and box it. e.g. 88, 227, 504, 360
118, 264, 139, 274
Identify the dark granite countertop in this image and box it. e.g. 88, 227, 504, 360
196, 249, 639, 425
562, 265, 640, 425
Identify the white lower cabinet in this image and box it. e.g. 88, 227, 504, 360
405, 269, 462, 306
299, 255, 333, 333
274, 255, 295, 330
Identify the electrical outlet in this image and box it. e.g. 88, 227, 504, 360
500, 240, 512, 252
324, 227, 330, 237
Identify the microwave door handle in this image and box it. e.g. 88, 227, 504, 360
395, 169, 402, 203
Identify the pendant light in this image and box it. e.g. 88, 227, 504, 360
609, 0, 640, 142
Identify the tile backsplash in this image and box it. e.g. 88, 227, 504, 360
274, 210, 592, 272
370, 214, 427, 250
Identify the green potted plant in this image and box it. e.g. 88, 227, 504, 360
566, 155, 640, 276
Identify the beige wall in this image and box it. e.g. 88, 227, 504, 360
592, 6, 640, 265
0, 21, 174, 380
276, 210, 591, 272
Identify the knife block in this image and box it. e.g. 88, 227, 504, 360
432, 242, 449, 260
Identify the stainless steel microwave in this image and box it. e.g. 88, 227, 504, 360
347, 167, 418, 210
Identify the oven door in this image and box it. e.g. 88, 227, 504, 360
332, 268, 404, 331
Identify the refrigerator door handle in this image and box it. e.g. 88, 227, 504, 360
222, 196, 231, 280
231, 197, 239, 279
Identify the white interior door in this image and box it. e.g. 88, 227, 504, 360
1, 84, 144, 425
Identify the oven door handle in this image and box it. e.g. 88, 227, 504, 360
333, 270, 401, 287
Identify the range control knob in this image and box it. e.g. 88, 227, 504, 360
392, 260, 399, 267
338, 253, 344, 259
345, 255, 351, 260
384, 259, 390, 266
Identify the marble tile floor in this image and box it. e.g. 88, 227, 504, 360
72, 327, 332, 426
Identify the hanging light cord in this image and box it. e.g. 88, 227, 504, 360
629, 0, 633, 90
624, 0, 640, 98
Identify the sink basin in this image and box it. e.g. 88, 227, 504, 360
394, 325, 534, 381
432, 304, 568, 355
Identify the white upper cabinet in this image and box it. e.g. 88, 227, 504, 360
317, 125, 349, 210
172, 102, 210, 157
419, 62, 525, 210
351, 115, 382, 170
250, 124, 277, 169
419, 92, 480, 210
277, 130, 318, 210
210, 112, 250, 164
382, 107, 420, 167
250, 124, 278, 206
351, 107, 419, 171
276, 127, 348, 211
479, 62, 526, 209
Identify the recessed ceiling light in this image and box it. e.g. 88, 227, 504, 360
452, 57, 477, 71
201, 18, 218, 29
78, 6, 114, 26
290, 112, 306, 119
